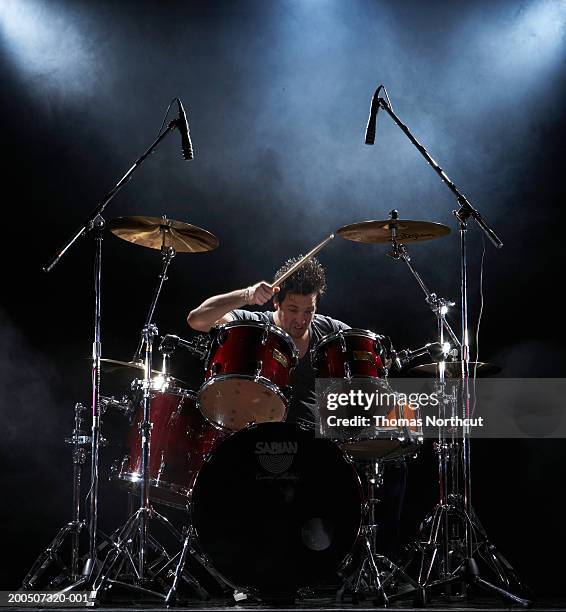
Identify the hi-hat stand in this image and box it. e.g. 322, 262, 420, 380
339, 461, 419, 606
367, 86, 530, 606
405, 376, 530, 605
22, 403, 89, 589
91, 324, 175, 599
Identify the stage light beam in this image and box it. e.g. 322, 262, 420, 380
0, 0, 98, 98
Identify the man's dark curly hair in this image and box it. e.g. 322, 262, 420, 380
273, 256, 327, 305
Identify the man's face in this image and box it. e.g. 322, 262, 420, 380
274, 292, 317, 339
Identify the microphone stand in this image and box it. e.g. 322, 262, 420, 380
43, 116, 185, 593
370, 91, 530, 606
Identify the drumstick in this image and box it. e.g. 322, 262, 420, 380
272, 234, 335, 288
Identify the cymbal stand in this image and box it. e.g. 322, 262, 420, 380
91, 326, 212, 602
91, 324, 171, 599
386, 209, 460, 353
339, 461, 419, 605
22, 403, 89, 589
44, 105, 187, 593
133, 232, 176, 363
370, 88, 529, 605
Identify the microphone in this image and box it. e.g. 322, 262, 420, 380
392, 342, 445, 370
364, 85, 383, 145
176, 98, 194, 160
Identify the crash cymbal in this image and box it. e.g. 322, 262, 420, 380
337, 219, 450, 244
108, 215, 219, 253
408, 361, 501, 378
97, 357, 187, 386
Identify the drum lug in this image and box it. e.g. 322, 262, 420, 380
255, 360, 263, 378
211, 362, 221, 376
261, 325, 269, 345
309, 347, 317, 371
157, 453, 166, 483
339, 331, 347, 352
217, 328, 227, 346
110, 456, 129, 480
344, 361, 352, 379
283, 385, 293, 402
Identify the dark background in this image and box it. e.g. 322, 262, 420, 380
1, 0, 565, 596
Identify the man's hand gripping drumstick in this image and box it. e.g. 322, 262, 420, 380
187, 234, 334, 332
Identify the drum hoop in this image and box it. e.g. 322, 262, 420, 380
313, 328, 383, 352
338, 428, 424, 443
213, 319, 299, 360
198, 374, 289, 431
189, 422, 364, 587
114, 472, 190, 509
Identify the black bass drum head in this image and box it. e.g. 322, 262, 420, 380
191, 422, 363, 597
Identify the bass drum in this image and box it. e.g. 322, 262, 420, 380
191, 422, 363, 598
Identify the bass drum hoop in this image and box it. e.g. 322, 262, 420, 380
190, 422, 363, 597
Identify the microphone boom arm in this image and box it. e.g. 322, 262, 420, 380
43, 120, 179, 273
375, 96, 502, 249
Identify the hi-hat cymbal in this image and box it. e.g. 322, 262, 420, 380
337, 219, 450, 244
108, 215, 219, 253
408, 361, 501, 378
97, 357, 187, 386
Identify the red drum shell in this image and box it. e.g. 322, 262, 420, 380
114, 388, 227, 508
314, 330, 421, 460
199, 321, 298, 431
312, 329, 388, 379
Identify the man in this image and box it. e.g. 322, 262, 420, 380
187, 256, 349, 428
188, 255, 407, 562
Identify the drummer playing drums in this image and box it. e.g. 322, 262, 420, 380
188, 257, 350, 428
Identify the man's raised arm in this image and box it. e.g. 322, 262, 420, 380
187, 281, 279, 332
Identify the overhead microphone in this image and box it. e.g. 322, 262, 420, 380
175, 98, 194, 160
364, 85, 383, 145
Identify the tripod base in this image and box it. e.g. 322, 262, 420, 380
22, 521, 85, 590
405, 499, 532, 607
91, 507, 210, 604
339, 529, 419, 606
165, 526, 235, 606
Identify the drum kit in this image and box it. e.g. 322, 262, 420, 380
24, 209, 528, 607
26, 91, 530, 607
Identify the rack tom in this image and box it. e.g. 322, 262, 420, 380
313, 329, 421, 460
199, 320, 299, 431
311, 328, 390, 379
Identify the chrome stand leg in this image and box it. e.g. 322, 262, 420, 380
22, 402, 89, 590
404, 494, 531, 606
341, 461, 419, 605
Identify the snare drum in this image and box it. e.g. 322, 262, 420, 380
113, 386, 226, 508
191, 422, 363, 597
199, 320, 299, 431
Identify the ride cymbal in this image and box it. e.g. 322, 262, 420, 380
337, 219, 450, 244
108, 215, 219, 253
408, 361, 501, 378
